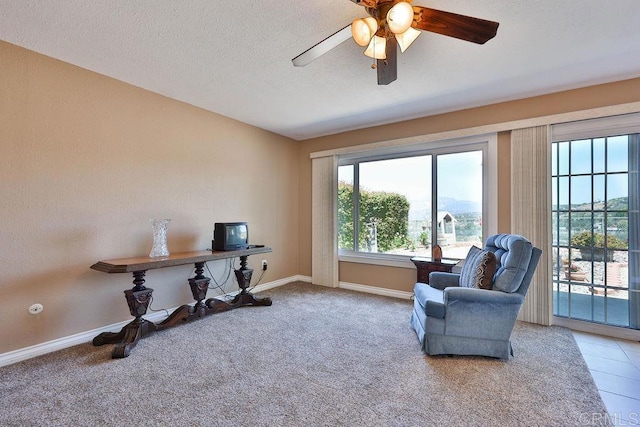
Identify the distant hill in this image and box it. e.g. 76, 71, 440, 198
556, 196, 628, 211
407, 197, 481, 221
607, 197, 628, 211
437, 197, 482, 215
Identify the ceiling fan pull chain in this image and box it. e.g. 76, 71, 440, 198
371, 37, 377, 69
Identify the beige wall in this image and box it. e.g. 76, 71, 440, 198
298, 77, 640, 293
0, 41, 300, 354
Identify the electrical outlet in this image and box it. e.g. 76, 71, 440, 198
261, 260, 268, 271
29, 303, 44, 315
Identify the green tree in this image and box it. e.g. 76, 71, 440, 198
338, 182, 354, 250
570, 231, 628, 249
338, 182, 410, 252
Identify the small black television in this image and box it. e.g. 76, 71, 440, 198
214, 222, 249, 251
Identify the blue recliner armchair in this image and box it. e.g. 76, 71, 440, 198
410, 234, 542, 360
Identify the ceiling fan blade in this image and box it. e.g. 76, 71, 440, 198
412, 6, 499, 44
292, 25, 352, 67
377, 37, 397, 85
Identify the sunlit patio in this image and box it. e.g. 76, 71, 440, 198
554, 290, 631, 327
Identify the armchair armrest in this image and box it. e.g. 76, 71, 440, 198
444, 287, 524, 305
442, 287, 526, 341
428, 272, 460, 290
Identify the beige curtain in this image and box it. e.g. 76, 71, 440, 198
311, 156, 338, 287
511, 126, 553, 325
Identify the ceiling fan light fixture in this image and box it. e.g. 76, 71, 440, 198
363, 35, 387, 60
351, 17, 378, 47
386, 1, 414, 34
395, 27, 421, 52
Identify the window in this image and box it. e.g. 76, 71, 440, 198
552, 113, 640, 330
337, 135, 493, 264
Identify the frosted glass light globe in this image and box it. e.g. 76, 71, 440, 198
364, 35, 387, 59
396, 27, 421, 52
387, 2, 414, 34
351, 17, 378, 47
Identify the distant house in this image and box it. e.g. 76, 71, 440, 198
437, 211, 457, 245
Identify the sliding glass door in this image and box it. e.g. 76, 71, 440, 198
552, 132, 639, 329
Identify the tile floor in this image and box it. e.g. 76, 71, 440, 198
573, 331, 640, 425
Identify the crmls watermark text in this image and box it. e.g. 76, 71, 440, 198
579, 412, 639, 425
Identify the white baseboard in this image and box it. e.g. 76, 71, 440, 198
296, 275, 312, 283
295, 275, 412, 300
252, 275, 309, 291
339, 281, 413, 300
0, 276, 299, 368
0, 310, 170, 368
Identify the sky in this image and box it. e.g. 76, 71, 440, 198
339, 151, 483, 204
553, 136, 629, 205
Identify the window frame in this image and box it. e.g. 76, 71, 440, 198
337, 133, 498, 268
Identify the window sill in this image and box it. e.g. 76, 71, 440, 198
338, 252, 416, 269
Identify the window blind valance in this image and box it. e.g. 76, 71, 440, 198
552, 112, 640, 142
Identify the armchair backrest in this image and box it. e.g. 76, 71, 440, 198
515, 247, 542, 297
484, 234, 541, 295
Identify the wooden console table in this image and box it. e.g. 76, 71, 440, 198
91, 247, 271, 358
410, 256, 458, 283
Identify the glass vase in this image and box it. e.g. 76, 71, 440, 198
149, 218, 171, 258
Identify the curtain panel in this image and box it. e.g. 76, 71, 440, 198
511, 125, 553, 325
311, 156, 338, 287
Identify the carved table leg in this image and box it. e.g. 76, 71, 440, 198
205, 255, 272, 310
92, 271, 157, 358
232, 255, 272, 307
110, 317, 156, 358
157, 262, 213, 329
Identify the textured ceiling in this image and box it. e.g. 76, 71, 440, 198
1, 0, 640, 141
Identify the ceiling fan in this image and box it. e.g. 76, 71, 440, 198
292, 0, 499, 85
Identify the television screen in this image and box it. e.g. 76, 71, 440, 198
214, 222, 248, 251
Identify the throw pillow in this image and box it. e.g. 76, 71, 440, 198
459, 246, 497, 290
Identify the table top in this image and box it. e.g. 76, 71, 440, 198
91, 247, 272, 273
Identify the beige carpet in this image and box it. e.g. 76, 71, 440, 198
0, 282, 610, 426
